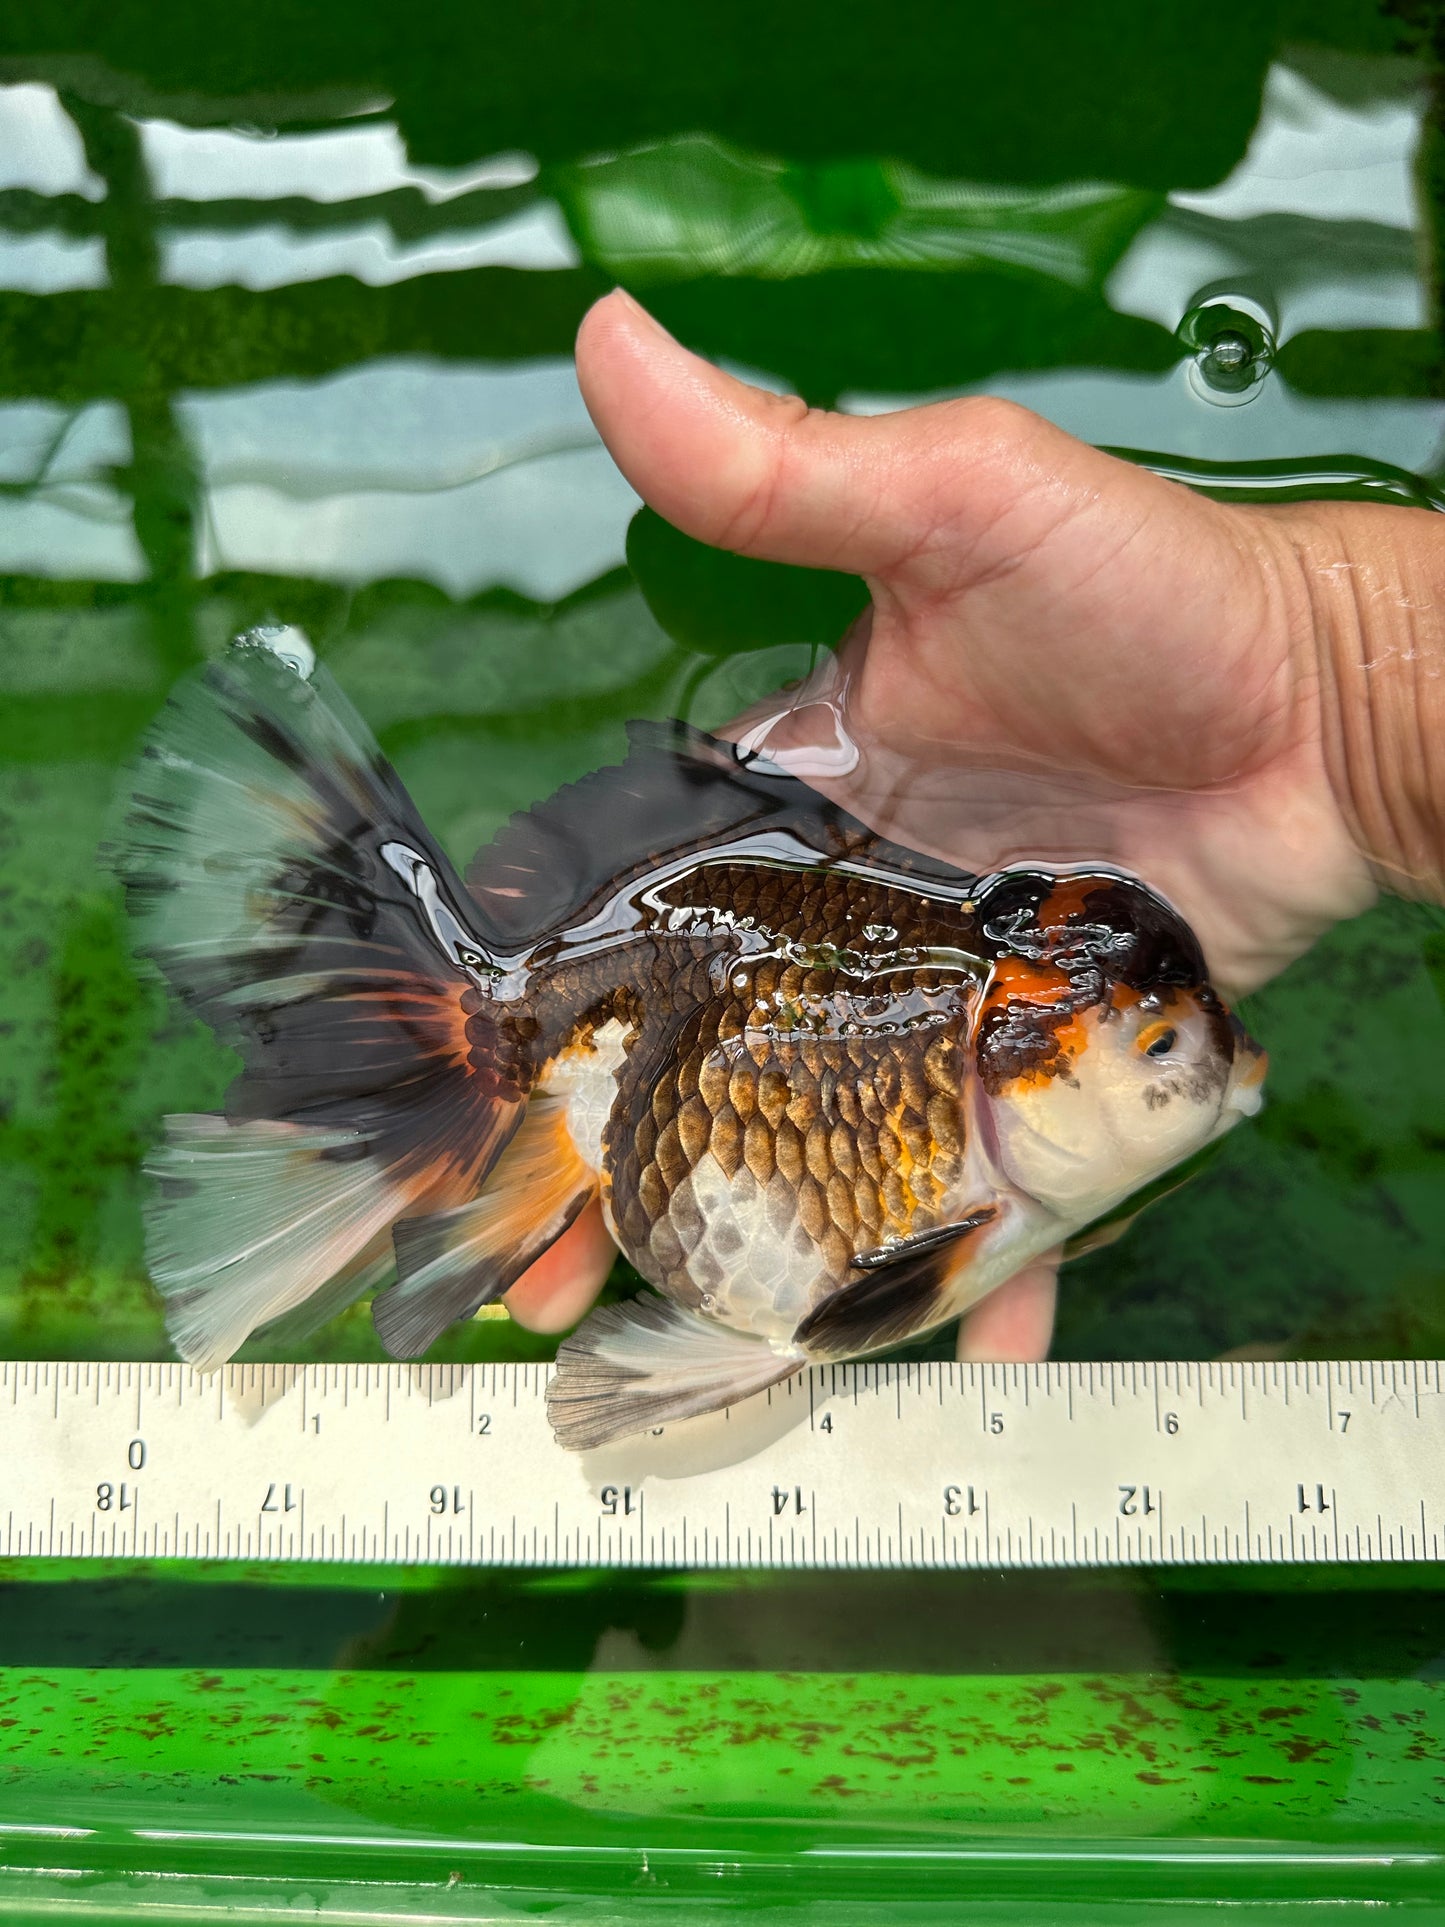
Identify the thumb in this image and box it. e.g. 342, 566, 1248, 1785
575, 289, 1032, 578
576, 291, 1170, 592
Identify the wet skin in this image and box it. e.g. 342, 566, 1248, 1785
509, 289, 1445, 1361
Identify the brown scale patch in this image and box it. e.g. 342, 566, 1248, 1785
582, 862, 990, 1299
900, 1114, 933, 1172
650, 1218, 685, 1272
653, 1116, 685, 1195
899, 1056, 929, 1119
676, 1093, 712, 1166
668, 1177, 705, 1247
775, 1115, 805, 1185
697, 1051, 730, 1114
767, 1173, 800, 1236
744, 1112, 775, 1186
856, 1131, 884, 1183
818, 1064, 839, 1118
854, 1174, 882, 1232
927, 1093, 961, 1163
881, 1167, 910, 1228
711, 1105, 744, 1178
804, 1117, 832, 1186
729, 1064, 758, 1121
826, 1172, 857, 1238
638, 1162, 668, 1221
757, 1068, 789, 1129
821, 1225, 853, 1278
797, 1175, 828, 1242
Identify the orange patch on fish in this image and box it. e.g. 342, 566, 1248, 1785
1038, 876, 1098, 926
974, 956, 1093, 1096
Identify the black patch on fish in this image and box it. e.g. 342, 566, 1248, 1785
379, 1189, 588, 1357
974, 997, 1082, 1095
467, 720, 977, 950
794, 1211, 994, 1360
849, 1213, 995, 1268
974, 869, 1208, 992
236, 706, 311, 776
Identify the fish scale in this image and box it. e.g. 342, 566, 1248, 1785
583, 873, 979, 1318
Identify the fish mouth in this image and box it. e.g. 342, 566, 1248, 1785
1225, 1040, 1268, 1118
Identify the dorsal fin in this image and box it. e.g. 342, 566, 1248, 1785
466, 720, 976, 950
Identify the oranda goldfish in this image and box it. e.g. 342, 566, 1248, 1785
113, 628, 1266, 1450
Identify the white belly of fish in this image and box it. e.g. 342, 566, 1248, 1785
659, 1152, 826, 1349
545, 1018, 825, 1352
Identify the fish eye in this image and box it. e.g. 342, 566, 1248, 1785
1139, 1022, 1177, 1060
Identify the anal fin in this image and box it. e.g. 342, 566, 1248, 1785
374, 1094, 592, 1358
793, 1209, 996, 1361
547, 1294, 802, 1451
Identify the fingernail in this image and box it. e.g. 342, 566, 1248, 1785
610, 287, 678, 345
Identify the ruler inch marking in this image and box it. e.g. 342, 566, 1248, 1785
3, 1356, 1442, 1572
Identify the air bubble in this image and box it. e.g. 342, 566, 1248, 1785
1177, 296, 1275, 406
233, 622, 316, 678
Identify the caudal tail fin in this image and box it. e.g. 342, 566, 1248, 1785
111, 626, 531, 1365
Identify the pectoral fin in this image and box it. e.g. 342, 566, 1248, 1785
793, 1208, 996, 1361
547, 1294, 803, 1451
374, 1094, 592, 1358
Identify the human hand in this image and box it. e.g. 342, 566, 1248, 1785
507, 289, 1445, 1359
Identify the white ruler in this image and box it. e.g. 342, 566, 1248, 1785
2, 1359, 1442, 1569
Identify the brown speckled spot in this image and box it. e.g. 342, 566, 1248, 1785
676, 1094, 711, 1166
855, 1173, 882, 1230
654, 1117, 685, 1192
744, 1112, 775, 1186
711, 1105, 744, 1178
638, 1163, 667, 1221
805, 1118, 832, 1186
698, 1052, 731, 1114
797, 1174, 828, 1242
826, 1172, 857, 1237
775, 1115, 805, 1185
924, 1035, 959, 1095
758, 1068, 789, 1128
829, 1121, 858, 1184
729, 1064, 758, 1122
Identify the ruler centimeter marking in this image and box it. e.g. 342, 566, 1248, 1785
0, 1359, 1441, 1569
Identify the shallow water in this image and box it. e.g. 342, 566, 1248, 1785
0, 2, 1443, 1913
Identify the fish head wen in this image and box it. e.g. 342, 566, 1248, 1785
969, 870, 1267, 1223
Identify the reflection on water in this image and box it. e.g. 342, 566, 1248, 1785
136, 121, 539, 204
184, 360, 634, 598
845, 362, 1445, 472
0, 23, 1442, 1377
1111, 58, 1429, 336
160, 204, 581, 293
